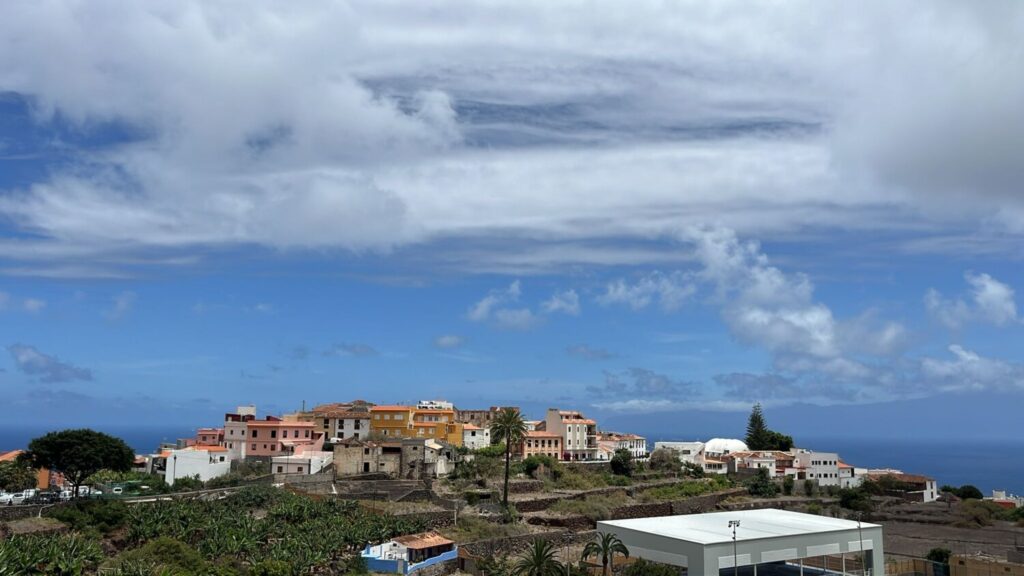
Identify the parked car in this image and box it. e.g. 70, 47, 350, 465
9, 489, 38, 505
25, 492, 60, 505
0, 492, 12, 505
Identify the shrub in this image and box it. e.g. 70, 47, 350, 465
806, 502, 823, 515
622, 558, 681, 576
0, 532, 104, 575
957, 500, 1005, 527
549, 495, 621, 521
610, 449, 634, 477
746, 468, 779, 498
782, 475, 795, 496
648, 449, 681, 473
803, 479, 816, 497
838, 487, 873, 512
47, 498, 129, 535
639, 480, 719, 502
250, 559, 294, 576
110, 537, 210, 574
522, 454, 558, 479
927, 548, 952, 565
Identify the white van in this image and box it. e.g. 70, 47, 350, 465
10, 489, 37, 505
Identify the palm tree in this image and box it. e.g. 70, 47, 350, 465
490, 407, 527, 510
582, 532, 630, 576
514, 540, 564, 576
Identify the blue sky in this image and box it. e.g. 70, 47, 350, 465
1, 2, 1023, 442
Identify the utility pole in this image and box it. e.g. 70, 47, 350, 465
730, 520, 741, 576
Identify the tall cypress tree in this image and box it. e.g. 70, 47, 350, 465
745, 403, 770, 450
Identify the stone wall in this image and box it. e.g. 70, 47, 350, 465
412, 558, 459, 576
394, 510, 456, 530
514, 487, 628, 513
0, 503, 64, 522
507, 480, 544, 494
460, 529, 597, 558
669, 487, 748, 514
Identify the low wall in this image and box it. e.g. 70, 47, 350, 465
394, 510, 456, 530
670, 487, 748, 514
507, 480, 544, 494
0, 503, 67, 522
459, 529, 597, 559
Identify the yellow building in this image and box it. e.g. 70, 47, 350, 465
370, 405, 463, 446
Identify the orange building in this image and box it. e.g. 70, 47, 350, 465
0, 450, 61, 490
370, 405, 464, 446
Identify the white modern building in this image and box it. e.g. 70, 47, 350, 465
704, 438, 749, 458
462, 424, 490, 450
272, 451, 333, 475
791, 450, 841, 487
598, 508, 884, 576
653, 441, 705, 467
163, 446, 231, 484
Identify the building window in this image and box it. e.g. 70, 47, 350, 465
252, 430, 258, 438
263, 444, 268, 449
277, 466, 283, 473
271, 444, 276, 451
271, 430, 277, 439
297, 467, 303, 472
323, 418, 329, 427
252, 444, 256, 450
305, 430, 310, 438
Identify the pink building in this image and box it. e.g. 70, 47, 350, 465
245, 416, 323, 458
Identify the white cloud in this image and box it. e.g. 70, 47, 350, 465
434, 335, 464, 349
467, 280, 521, 322
23, 298, 46, 313
1, 2, 1023, 275
541, 289, 580, 316
921, 345, 1024, 393
493, 308, 539, 331
598, 271, 695, 311
105, 291, 137, 320
926, 272, 1018, 328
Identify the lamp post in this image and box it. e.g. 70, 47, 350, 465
730, 520, 741, 576
857, 512, 865, 576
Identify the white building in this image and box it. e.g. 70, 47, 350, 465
462, 424, 490, 450
726, 451, 781, 477
791, 450, 841, 487
599, 432, 648, 460
703, 438, 748, 458
416, 400, 454, 410
163, 446, 231, 484
272, 451, 333, 475
653, 441, 705, 467
545, 408, 598, 461
222, 405, 256, 460
598, 509, 885, 576
653, 440, 740, 475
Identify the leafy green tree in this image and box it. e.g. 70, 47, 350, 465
803, 479, 816, 497
782, 475, 795, 496
0, 459, 38, 492
682, 461, 705, 479
490, 408, 527, 511
582, 532, 630, 576
955, 485, 984, 500
746, 467, 779, 498
765, 430, 794, 451
514, 540, 564, 576
927, 548, 952, 565
745, 403, 770, 450
838, 487, 873, 512
647, 449, 680, 473
22, 429, 134, 498
610, 449, 634, 477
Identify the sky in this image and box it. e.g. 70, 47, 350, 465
1, 1, 1023, 442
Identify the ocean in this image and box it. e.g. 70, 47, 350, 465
3, 426, 1020, 495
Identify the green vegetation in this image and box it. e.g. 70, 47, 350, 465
582, 532, 629, 576
927, 548, 952, 565
782, 475, 795, 496
746, 468, 779, 498
838, 486, 873, 512
0, 486, 427, 575
638, 477, 730, 502
622, 558, 681, 576
490, 408, 528, 512
0, 532, 104, 576
549, 495, 622, 521
647, 449, 680, 473
0, 459, 38, 492
955, 499, 1020, 527
442, 513, 530, 542
610, 449, 634, 477
513, 540, 564, 576
745, 403, 794, 451
22, 429, 134, 498
941, 484, 984, 500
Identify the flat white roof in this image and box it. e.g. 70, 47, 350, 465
600, 508, 880, 545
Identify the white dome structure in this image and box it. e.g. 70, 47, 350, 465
703, 438, 748, 456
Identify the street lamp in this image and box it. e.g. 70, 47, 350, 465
730, 520, 741, 576
857, 513, 865, 576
